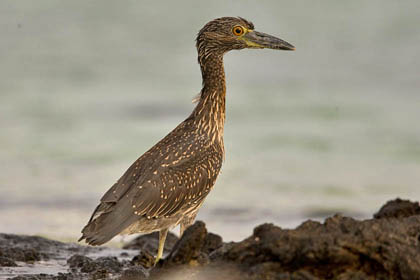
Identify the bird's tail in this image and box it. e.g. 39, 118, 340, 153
79, 200, 137, 245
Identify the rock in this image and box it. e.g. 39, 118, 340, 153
208, 241, 235, 261
259, 269, 320, 280
2, 198, 420, 279
0, 247, 42, 263
8, 277, 40, 280
0, 255, 17, 267
0, 233, 63, 251
120, 267, 149, 280
8, 274, 75, 280
123, 231, 179, 255
163, 220, 208, 266
131, 250, 155, 269
67, 254, 97, 273
335, 270, 370, 280
0, 232, 101, 263
120, 252, 129, 257
95, 256, 123, 273
202, 232, 223, 255
67, 254, 122, 275
374, 198, 420, 219
222, 213, 420, 279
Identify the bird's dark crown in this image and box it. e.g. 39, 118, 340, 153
196, 17, 255, 58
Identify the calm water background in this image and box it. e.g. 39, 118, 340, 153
0, 1, 419, 242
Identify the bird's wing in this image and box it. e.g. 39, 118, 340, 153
130, 143, 222, 219
80, 124, 222, 245
98, 121, 203, 205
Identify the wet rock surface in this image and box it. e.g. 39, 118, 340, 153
1, 198, 419, 280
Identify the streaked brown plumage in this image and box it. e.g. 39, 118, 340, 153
79, 17, 294, 263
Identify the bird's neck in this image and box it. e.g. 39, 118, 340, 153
191, 53, 226, 146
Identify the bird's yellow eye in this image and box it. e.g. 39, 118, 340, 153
232, 26, 245, 36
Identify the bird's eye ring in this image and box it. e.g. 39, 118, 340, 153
232, 26, 245, 36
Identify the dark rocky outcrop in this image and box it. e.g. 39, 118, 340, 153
131, 251, 155, 269
374, 197, 420, 219
221, 215, 420, 279
162, 221, 209, 266
1, 198, 420, 280
67, 254, 122, 274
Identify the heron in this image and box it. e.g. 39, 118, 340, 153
79, 17, 294, 264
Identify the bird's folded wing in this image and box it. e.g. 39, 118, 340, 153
80, 142, 219, 245
130, 146, 220, 219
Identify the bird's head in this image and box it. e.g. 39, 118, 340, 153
196, 17, 295, 60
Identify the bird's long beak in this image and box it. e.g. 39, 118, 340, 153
243, 30, 295, 51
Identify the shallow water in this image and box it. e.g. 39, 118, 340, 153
0, 243, 137, 280
0, 1, 419, 243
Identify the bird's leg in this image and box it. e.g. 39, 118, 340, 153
180, 220, 192, 236
180, 214, 197, 237
155, 228, 169, 264
180, 223, 187, 237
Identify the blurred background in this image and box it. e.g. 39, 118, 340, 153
0, 1, 419, 243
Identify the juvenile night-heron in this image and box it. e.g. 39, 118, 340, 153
79, 17, 294, 263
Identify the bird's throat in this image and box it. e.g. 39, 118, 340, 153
192, 54, 226, 147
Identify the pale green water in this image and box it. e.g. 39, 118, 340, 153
0, 1, 419, 242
